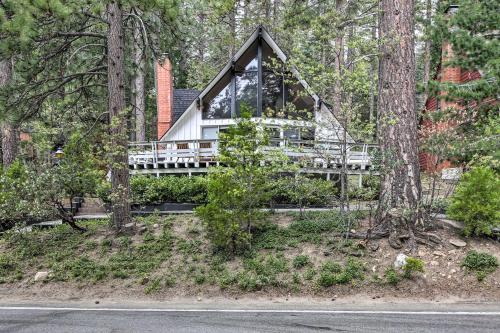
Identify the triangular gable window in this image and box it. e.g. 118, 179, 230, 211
202, 37, 315, 121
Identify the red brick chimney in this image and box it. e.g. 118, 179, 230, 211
156, 55, 174, 140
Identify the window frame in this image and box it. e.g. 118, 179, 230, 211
202, 37, 316, 121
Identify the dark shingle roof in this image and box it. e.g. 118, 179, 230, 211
173, 89, 199, 122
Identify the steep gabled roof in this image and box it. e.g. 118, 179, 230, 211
160, 25, 347, 141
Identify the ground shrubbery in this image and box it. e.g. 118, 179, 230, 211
252, 210, 363, 251
130, 175, 208, 205
462, 250, 498, 281
382, 257, 425, 285
269, 176, 337, 208
448, 167, 500, 236
0, 217, 175, 286
348, 175, 380, 201
317, 258, 365, 287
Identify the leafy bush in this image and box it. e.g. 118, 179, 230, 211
234, 254, 290, 291
402, 257, 424, 279
348, 175, 381, 200
130, 175, 207, 205
292, 255, 311, 269
320, 260, 342, 274
318, 271, 337, 287
269, 176, 337, 207
54, 257, 108, 282
317, 258, 365, 287
0, 161, 52, 229
144, 277, 162, 294
448, 167, 500, 236
462, 250, 498, 281
196, 111, 274, 253
196, 202, 253, 253
384, 268, 400, 285
251, 211, 362, 251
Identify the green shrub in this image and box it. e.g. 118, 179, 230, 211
320, 260, 342, 274
269, 176, 337, 207
237, 272, 261, 291
234, 254, 290, 291
130, 175, 207, 205
144, 277, 162, 294
384, 268, 400, 285
318, 271, 336, 287
0, 160, 54, 229
344, 258, 365, 280
448, 167, 500, 236
113, 270, 129, 279
462, 250, 498, 281
54, 257, 107, 282
293, 255, 311, 269
402, 257, 424, 279
348, 175, 380, 200
196, 203, 253, 253
0, 254, 16, 275
317, 258, 365, 287
194, 273, 206, 285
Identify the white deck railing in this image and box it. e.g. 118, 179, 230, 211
128, 139, 378, 174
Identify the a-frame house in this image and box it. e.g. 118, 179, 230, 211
129, 26, 373, 178
157, 26, 351, 144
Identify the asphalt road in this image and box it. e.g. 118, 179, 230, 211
1, 305, 500, 333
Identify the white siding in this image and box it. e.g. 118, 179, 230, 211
163, 101, 352, 143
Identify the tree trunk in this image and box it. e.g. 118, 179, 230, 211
333, 0, 347, 213
0, 59, 18, 168
131, 11, 146, 142
107, 1, 131, 231
376, 0, 422, 251
368, 25, 377, 124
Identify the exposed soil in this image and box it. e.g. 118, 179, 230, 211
1, 213, 499, 304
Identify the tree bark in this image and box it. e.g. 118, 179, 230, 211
368, 25, 377, 124
0, 58, 18, 168
131, 11, 146, 142
333, 0, 348, 213
107, 1, 131, 231
376, 0, 422, 250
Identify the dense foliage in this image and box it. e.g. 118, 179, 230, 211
462, 250, 498, 281
196, 110, 273, 253
422, 0, 500, 170
0, 134, 103, 231
447, 167, 500, 236
130, 175, 208, 205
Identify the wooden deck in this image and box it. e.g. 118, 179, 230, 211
128, 139, 379, 177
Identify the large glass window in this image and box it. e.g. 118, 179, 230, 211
236, 72, 258, 116
262, 71, 284, 117
202, 39, 315, 121
202, 77, 231, 119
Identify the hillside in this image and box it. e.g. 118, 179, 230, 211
1, 212, 499, 303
